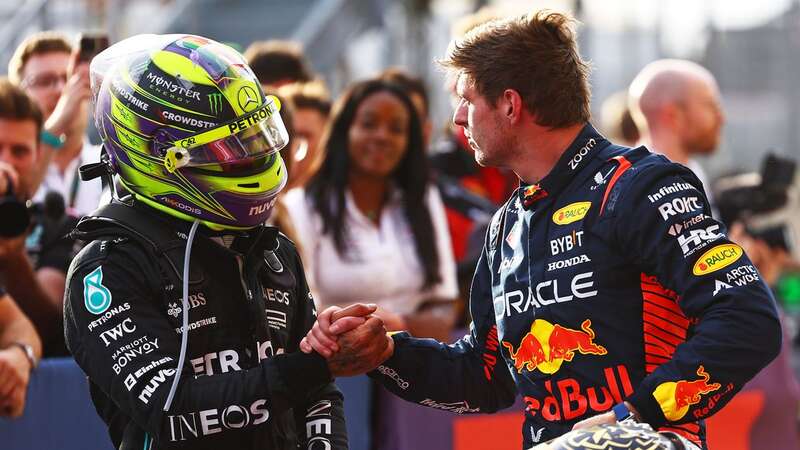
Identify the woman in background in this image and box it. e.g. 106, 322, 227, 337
282, 78, 457, 341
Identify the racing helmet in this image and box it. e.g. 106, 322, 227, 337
90, 34, 289, 230
533, 422, 700, 450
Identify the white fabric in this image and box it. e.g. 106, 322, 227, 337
687, 159, 716, 211
282, 185, 458, 315
33, 140, 105, 216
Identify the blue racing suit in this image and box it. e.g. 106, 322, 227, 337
369, 124, 781, 449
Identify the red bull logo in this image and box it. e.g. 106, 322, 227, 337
522, 364, 634, 421
502, 319, 607, 374
653, 365, 721, 421
522, 184, 548, 208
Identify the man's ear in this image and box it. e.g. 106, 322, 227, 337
502, 89, 524, 124
661, 103, 683, 130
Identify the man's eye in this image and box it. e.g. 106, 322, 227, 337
12, 146, 30, 158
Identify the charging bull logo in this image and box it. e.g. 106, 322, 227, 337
653, 365, 721, 421
502, 319, 607, 374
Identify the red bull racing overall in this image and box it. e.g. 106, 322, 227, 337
368, 124, 781, 449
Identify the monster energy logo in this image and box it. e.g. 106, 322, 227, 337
208, 93, 223, 115
84, 266, 113, 315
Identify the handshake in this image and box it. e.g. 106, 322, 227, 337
299, 303, 395, 378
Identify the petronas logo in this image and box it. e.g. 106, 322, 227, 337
208, 93, 223, 115
84, 266, 112, 315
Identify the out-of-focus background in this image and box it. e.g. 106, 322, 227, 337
0, 1, 799, 449
2, 0, 799, 175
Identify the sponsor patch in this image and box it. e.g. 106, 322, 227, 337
498, 254, 523, 273
547, 254, 591, 272
552, 202, 591, 225
667, 214, 705, 237
568, 138, 596, 170
549, 230, 584, 256
658, 196, 702, 221
376, 365, 409, 390
167, 399, 269, 441
87, 302, 130, 332
647, 182, 694, 203
419, 399, 479, 414
677, 224, 723, 257
266, 309, 288, 329
693, 244, 743, 275
493, 272, 597, 319
100, 317, 137, 346
84, 266, 112, 315
713, 280, 732, 296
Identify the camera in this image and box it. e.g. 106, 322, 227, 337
715, 153, 799, 257
78, 32, 109, 64
0, 180, 30, 238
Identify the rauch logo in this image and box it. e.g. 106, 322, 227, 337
692, 244, 742, 275
552, 202, 591, 225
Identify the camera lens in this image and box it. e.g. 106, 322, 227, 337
0, 196, 30, 237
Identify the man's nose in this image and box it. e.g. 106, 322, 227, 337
453, 100, 467, 127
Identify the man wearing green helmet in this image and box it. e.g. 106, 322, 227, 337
63, 34, 391, 449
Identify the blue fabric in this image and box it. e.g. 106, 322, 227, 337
0, 357, 113, 450
335, 375, 372, 450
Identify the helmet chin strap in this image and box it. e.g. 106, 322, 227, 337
163, 218, 200, 412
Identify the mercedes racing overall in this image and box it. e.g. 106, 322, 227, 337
369, 124, 781, 449
64, 201, 347, 449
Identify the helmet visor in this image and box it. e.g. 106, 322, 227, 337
166, 96, 288, 171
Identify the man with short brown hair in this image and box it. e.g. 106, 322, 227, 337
9, 31, 97, 217
244, 40, 314, 91
301, 10, 781, 449
0, 81, 43, 412
443, 12, 591, 130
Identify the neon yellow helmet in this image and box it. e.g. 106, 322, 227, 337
90, 34, 288, 229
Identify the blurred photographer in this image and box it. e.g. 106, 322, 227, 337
712, 153, 800, 449
8, 31, 100, 217
0, 78, 76, 357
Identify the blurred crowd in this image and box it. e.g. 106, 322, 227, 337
0, 8, 799, 449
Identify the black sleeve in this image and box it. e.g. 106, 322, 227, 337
284, 238, 348, 449
31, 215, 80, 272
597, 164, 782, 428
63, 239, 332, 444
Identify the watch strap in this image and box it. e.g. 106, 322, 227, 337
41, 130, 66, 149
612, 402, 636, 422
9, 341, 37, 371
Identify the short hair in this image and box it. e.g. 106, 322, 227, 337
0, 77, 44, 133
379, 67, 429, 117
243, 40, 313, 87
8, 31, 73, 86
276, 79, 331, 117
440, 10, 591, 128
